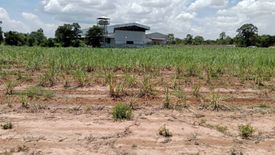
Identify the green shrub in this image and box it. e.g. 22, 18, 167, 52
112, 103, 132, 120
2, 122, 13, 130
239, 124, 255, 139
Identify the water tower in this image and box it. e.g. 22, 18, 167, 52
97, 16, 110, 46
97, 17, 110, 34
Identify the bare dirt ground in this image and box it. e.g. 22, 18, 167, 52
0, 84, 275, 155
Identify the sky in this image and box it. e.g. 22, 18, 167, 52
0, 0, 275, 39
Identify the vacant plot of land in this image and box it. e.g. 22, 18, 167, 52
0, 46, 275, 154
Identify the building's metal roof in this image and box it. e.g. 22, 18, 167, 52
80, 23, 150, 36
146, 32, 168, 40
112, 23, 150, 30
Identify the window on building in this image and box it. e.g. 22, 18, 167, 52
107, 38, 111, 44
126, 41, 134, 44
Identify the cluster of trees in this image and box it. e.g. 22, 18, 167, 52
1, 29, 53, 47
0, 23, 275, 48
0, 23, 103, 47
173, 24, 275, 47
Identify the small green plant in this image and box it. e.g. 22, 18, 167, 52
123, 73, 137, 88
1, 122, 13, 130
201, 93, 230, 111
174, 87, 188, 110
139, 75, 154, 97
209, 93, 223, 111
39, 65, 57, 87
39, 72, 55, 87
192, 85, 201, 98
20, 96, 30, 109
239, 124, 255, 139
4, 81, 17, 95
74, 69, 89, 87
112, 103, 132, 120
111, 82, 127, 98
215, 125, 228, 134
163, 87, 173, 109
257, 103, 271, 109
159, 125, 173, 137
22, 87, 54, 99
185, 64, 199, 77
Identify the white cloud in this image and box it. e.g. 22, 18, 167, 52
0, 8, 29, 32
2, 0, 275, 39
214, 0, 275, 37
188, 0, 229, 11
21, 12, 57, 37
40, 0, 197, 37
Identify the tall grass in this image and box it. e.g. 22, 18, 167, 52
0, 46, 275, 82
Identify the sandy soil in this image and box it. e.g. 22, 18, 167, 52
0, 84, 275, 155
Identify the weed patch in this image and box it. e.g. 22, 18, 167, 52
112, 103, 132, 120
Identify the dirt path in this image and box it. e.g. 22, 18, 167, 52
1, 103, 275, 155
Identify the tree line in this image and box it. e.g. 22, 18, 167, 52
0, 23, 275, 48
0, 23, 103, 48
171, 24, 275, 47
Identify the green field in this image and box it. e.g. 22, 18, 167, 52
1, 46, 275, 85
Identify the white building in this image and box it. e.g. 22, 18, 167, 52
105, 23, 150, 48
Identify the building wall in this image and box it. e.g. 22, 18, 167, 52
114, 30, 146, 45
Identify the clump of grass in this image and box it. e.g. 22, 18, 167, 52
20, 96, 30, 109
39, 70, 57, 87
201, 93, 230, 111
185, 64, 199, 77
112, 103, 132, 120
163, 87, 173, 109
1, 122, 13, 130
123, 74, 137, 88
215, 125, 228, 134
159, 125, 173, 137
74, 69, 89, 87
4, 81, 17, 95
22, 87, 54, 99
239, 124, 255, 139
139, 75, 154, 97
106, 72, 127, 98
192, 85, 201, 98
105, 72, 115, 96
256, 103, 271, 109
174, 86, 188, 110
209, 93, 223, 111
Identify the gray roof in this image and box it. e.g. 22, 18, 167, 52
146, 32, 168, 40
112, 23, 150, 30
81, 23, 150, 36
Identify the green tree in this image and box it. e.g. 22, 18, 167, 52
42, 38, 56, 47
236, 24, 258, 47
257, 35, 275, 47
27, 28, 47, 46
167, 33, 176, 44
85, 25, 103, 47
219, 32, 226, 40
193, 36, 204, 45
4, 31, 27, 46
0, 27, 3, 44
55, 23, 81, 47
224, 36, 234, 45
185, 34, 193, 45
